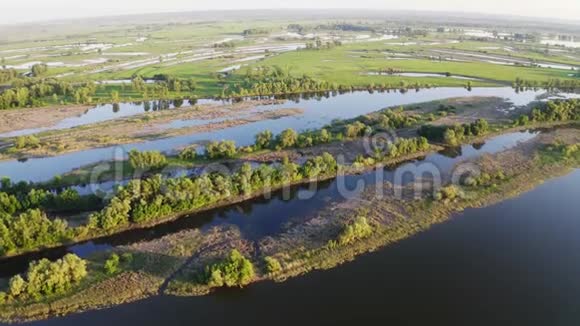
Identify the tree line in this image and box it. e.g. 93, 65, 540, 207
226, 65, 434, 98
0, 73, 197, 110
0, 78, 97, 109
513, 78, 580, 92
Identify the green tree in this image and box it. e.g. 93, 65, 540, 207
254, 130, 273, 149
104, 253, 120, 274
128, 150, 168, 170
205, 249, 255, 288
277, 129, 298, 148
110, 90, 120, 103
338, 216, 373, 245
205, 140, 237, 159
7, 254, 87, 301
30, 63, 48, 77
8, 275, 25, 297
264, 256, 282, 274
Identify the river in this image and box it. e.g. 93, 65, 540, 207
0, 87, 568, 183
0, 130, 539, 278
12, 161, 580, 326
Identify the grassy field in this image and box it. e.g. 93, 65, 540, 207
2, 17, 578, 103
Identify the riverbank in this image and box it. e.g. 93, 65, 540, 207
0, 127, 578, 323
0, 99, 300, 161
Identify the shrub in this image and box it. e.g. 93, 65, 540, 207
14, 135, 40, 150
205, 140, 237, 159
435, 185, 463, 201
128, 150, 167, 170
104, 253, 120, 275
0, 209, 70, 255
264, 256, 282, 274
8, 275, 25, 297
254, 130, 273, 149
178, 147, 198, 161
345, 121, 366, 138
205, 249, 255, 288
121, 252, 134, 264
338, 216, 373, 245
277, 129, 298, 148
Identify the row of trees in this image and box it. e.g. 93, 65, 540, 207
0, 72, 197, 110
513, 78, 580, 92
0, 179, 103, 256
0, 180, 102, 216
304, 39, 342, 50
231, 74, 341, 98
87, 153, 337, 232
0, 78, 98, 109
186, 108, 424, 162
224, 65, 436, 98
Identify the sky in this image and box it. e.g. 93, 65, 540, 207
0, 0, 578, 24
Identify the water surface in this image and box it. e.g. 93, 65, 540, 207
15, 164, 580, 326
0, 87, 558, 183
0, 131, 538, 278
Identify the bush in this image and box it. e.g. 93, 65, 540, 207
128, 150, 167, 170
121, 252, 134, 264
205, 140, 237, 159
205, 249, 255, 288
8, 275, 25, 297
264, 256, 282, 274
516, 99, 580, 126
254, 130, 273, 149
104, 253, 120, 275
14, 135, 40, 150
178, 147, 198, 161
345, 121, 366, 138
435, 185, 463, 201
277, 129, 298, 148
338, 216, 373, 245
385, 137, 430, 159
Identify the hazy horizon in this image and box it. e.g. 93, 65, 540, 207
0, 0, 578, 25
